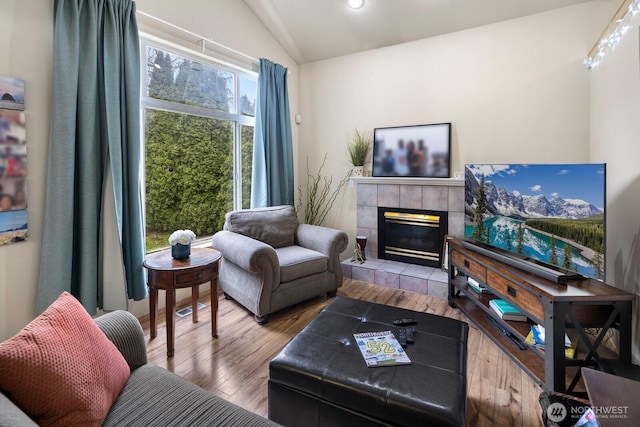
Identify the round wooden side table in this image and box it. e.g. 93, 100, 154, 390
143, 247, 222, 357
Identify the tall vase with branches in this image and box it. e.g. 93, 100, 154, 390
298, 154, 350, 225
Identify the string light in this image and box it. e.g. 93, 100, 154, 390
585, 0, 640, 69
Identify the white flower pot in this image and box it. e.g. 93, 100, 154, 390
353, 166, 364, 176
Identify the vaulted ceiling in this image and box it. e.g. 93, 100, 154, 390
242, 0, 595, 64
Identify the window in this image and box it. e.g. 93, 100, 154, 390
141, 40, 257, 251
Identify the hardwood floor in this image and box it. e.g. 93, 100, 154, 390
141, 279, 544, 426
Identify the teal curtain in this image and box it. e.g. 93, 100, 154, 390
251, 58, 294, 207
37, 0, 146, 314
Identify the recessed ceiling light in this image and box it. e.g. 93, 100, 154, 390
347, 0, 365, 10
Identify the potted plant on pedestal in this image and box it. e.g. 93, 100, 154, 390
347, 129, 372, 176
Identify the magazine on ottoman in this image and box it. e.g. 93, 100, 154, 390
353, 331, 412, 367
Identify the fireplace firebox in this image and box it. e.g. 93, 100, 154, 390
377, 207, 448, 268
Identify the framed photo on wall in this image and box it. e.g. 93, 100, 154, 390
0, 76, 28, 245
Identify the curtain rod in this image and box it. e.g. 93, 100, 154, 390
136, 10, 260, 65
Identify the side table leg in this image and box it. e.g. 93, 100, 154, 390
211, 278, 218, 338
192, 286, 199, 323
166, 290, 176, 357
150, 286, 158, 339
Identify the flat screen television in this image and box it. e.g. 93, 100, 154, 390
464, 163, 606, 280
372, 123, 451, 178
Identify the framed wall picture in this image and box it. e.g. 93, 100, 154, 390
0, 76, 25, 111
0, 76, 27, 245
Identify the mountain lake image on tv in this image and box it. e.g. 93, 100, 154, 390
464, 163, 606, 280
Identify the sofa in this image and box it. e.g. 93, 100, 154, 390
0, 292, 280, 427
212, 205, 348, 324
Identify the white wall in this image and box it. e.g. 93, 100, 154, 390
0, 0, 52, 342
590, 8, 640, 361
298, 2, 611, 262
0, 0, 298, 340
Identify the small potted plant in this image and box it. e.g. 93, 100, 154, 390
347, 129, 372, 176
169, 229, 196, 259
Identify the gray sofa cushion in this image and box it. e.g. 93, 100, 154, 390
275, 246, 328, 283
224, 205, 298, 249
0, 393, 38, 427
104, 364, 279, 427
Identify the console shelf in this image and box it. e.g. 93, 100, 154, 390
447, 238, 634, 394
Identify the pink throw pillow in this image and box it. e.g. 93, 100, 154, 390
0, 291, 130, 427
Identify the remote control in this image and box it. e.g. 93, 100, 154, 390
406, 327, 414, 344
393, 318, 417, 326
397, 328, 407, 347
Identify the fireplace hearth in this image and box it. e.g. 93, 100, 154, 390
378, 207, 448, 268
344, 177, 464, 297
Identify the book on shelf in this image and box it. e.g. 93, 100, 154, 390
524, 325, 578, 359
353, 331, 412, 368
489, 298, 528, 322
532, 324, 572, 347
467, 277, 489, 294
575, 407, 597, 426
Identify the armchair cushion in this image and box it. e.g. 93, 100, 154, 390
224, 205, 298, 248
275, 246, 328, 283
0, 292, 130, 427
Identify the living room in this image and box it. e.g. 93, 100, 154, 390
1, 0, 639, 424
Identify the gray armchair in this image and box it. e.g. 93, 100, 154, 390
211, 205, 348, 324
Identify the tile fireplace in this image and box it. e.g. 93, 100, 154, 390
341, 177, 465, 298
378, 207, 448, 268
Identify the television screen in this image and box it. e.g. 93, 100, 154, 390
372, 123, 451, 178
464, 163, 606, 280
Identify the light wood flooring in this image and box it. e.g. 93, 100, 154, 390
141, 279, 544, 426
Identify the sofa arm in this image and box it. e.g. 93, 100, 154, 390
296, 224, 348, 271
95, 310, 147, 371
0, 393, 38, 427
212, 230, 280, 276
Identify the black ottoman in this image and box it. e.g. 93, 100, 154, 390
268, 297, 468, 427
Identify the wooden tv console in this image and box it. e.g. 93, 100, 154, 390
447, 238, 634, 394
